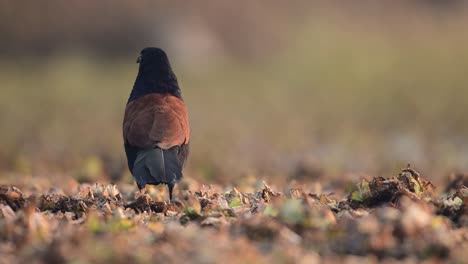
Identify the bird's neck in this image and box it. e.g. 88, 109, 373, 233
128, 72, 181, 102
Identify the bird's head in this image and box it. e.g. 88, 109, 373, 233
137, 47, 172, 73
130, 47, 181, 101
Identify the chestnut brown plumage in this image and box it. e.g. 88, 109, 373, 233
123, 47, 190, 201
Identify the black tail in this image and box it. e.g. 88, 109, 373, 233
130, 146, 183, 191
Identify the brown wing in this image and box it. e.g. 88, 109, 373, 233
123, 94, 190, 149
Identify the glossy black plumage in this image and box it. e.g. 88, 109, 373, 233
123, 47, 190, 201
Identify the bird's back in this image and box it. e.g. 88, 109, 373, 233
123, 93, 189, 191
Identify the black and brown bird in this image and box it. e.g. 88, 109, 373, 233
123, 47, 190, 201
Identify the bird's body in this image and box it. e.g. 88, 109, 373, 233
123, 48, 190, 200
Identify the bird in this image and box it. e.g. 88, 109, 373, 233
123, 47, 190, 201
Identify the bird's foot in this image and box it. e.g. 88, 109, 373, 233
165, 197, 180, 205
134, 187, 149, 200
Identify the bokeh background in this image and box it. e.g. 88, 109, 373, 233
1, 0, 467, 188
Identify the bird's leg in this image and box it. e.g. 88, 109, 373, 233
168, 183, 174, 203
135, 185, 147, 199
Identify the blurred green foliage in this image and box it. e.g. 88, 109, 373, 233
1, 2, 468, 184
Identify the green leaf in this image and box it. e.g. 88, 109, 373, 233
229, 197, 242, 207
410, 177, 422, 195
280, 199, 305, 225
351, 191, 362, 202
350, 180, 370, 202
263, 204, 279, 217
453, 197, 463, 209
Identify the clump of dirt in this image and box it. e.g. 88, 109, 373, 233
124, 194, 168, 213
38, 194, 91, 218
0, 185, 27, 211
445, 173, 468, 193
347, 166, 435, 209
436, 186, 468, 226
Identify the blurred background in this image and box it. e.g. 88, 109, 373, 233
1, 0, 467, 188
